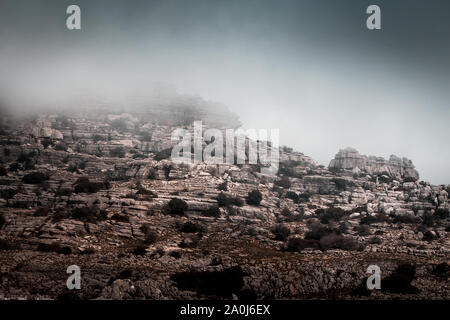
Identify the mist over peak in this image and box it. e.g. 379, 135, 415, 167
0, 0, 449, 183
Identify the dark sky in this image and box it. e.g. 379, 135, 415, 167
0, 0, 449, 183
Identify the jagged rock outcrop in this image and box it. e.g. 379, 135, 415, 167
329, 147, 419, 181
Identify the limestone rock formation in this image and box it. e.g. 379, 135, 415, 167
0, 106, 448, 301
329, 147, 419, 181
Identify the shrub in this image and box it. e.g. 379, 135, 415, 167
147, 168, 158, 180
54, 143, 67, 151
55, 188, 73, 197
140, 131, 152, 142
315, 207, 346, 224
111, 213, 129, 223
272, 185, 283, 197
278, 160, 305, 178
3, 148, 10, 156
170, 266, 244, 298
285, 191, 300, 203
416, 224, 427, 233
67, 164, 79, 173
305, 224, 334, 240
217, 192, 244, 207
56, 115, 71, 127
34, 207, 51, 217
217, 181, 228, 191
0, 239, 22, 251
51, 209, 71, 222
241, 226, 259, 236
278, 207, 303, 222
339, 222, 350, 234
140, 223, 152, 234
284, 237, 320, 252
23, 160, 35, 171
355, 224, 371, 236
298, 193, 311, 203
110, 119, 128, 131
332, 178, 354, 191
167, 198, 188, 215
93, 134, 106, 142
271, 224, 291, 241
154, 148, 172, 161
246, 190, 262, 206
71, 206, 107, 222
140, 224, 158, 244
35, 188, 42, 197
9, 163, 21, 172
432, 263, 449, 276
422, 212, 436, 227
319, 233, 360, 251
58, 246, 72, 255
382, 264, 418, 294
0, 239, 19, 251
73, 177, 108, 194
170, 251, 182, 259
37, 242, 61, 252
136, 185, 158, 197
204, 206, 221, 217
0, 166, 6, 176
234, 195, 245, 207
360, 213, 390, 225
22, 172, 49, 184
274, 177, 291, 189
347, 207, 365, 215
81, 247, 96, 255
423, 230, 438, 241
0, 214, 5, 229
180, 221, 205, 233
17, 152, 35, 163
154, 246, 165, 257
179, 235, 200, 248
144, 231, 158, 244
41, 181, 50, 191
367, 236, 382, 244
163, 164, 172, 179
435, 208, 450, 219
393, 215, 421, 224
280, 207, 292, 217
1, 188, 16, 201
278, 165, 295, 177
131, 245, 147, 255
110, 147, 125, 158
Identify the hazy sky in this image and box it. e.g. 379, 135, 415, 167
0, 0, 449, 184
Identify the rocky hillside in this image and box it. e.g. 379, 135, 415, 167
0, 105, 448, 300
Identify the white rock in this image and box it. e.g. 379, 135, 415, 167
349, 212, 360, 219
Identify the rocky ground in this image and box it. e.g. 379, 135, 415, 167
0, 105, 448, 300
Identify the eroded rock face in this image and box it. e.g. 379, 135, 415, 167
329, 147, 419, 181
0, 106, 448, 301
